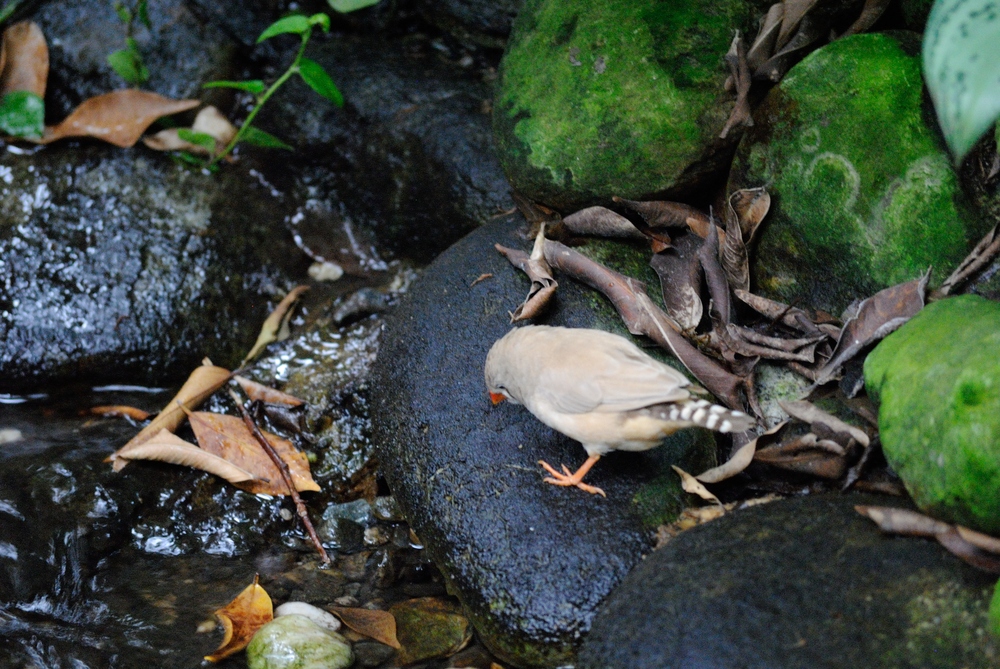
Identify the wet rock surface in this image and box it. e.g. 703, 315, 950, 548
370, 215, 718, 667
415, 0, 524, 49
730, 31, 990, 314
578, 493, 998, 669
0, 144, 305, 391
865, 295, 1000, 534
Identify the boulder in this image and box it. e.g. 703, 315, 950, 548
865, 295, 1000, 534
369, 215, 718, 667
730, 31, 990, 314
493, 0, 764, 211
579, 493, 998, 668
415, 0, 524, 49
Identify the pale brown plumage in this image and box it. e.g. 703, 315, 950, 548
484, 325, 754, 496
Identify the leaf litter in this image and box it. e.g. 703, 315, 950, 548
205, 575, 274, 662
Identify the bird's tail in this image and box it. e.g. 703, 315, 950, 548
652, 399, 755, 433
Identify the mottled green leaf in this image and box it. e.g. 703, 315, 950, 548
923, 0, 1000, 160
238, 126, 293, 150
203, 79, 266, 94
298, 57, 343, 106
0, 90, 43, 138
257, 14, 311, 42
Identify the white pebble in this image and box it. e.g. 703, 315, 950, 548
274, 602, 341, 632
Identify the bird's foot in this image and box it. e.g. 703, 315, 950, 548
538, 459, 606, 497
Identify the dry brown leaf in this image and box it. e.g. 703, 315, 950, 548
841, 0, 892, 37
88, 405, 151, 420
754, 441, 846, 479
696, 421, 787, 483
747, 3, 784, 71
776, 0, 820, 51
243, 286, 310, 365
779, 399, 870, 447
0, 21, 47, 97
562, 206, 644, 240
114, 428, 256, 484
672, 465, 722, 505
187, 411, 319, 495
111, 363, 231, 470
205, 575, 273, 662
955, 526, 1000, 554
496, 224, 558, 322
936, 529, 1000, 573
720, 32, 753, 139
855, 505, 952, 537
234, 376, 305, 407
937, 222, 1000, 297
698, 223, 732, 325
328, 606, 400, 649
613, 197, 711, 249
649, 235, 704, 331
142, 105, 236, 155
37, 90, 199, 147
734, 289, 826, 337
721, 206, 750, 292
729, 187, 771, 243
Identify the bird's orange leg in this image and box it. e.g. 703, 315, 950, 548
538, 455, 605, 497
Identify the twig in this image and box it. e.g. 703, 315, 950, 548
231, 391, 329, 564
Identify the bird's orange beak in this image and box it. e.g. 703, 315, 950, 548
489, 391, 506, 405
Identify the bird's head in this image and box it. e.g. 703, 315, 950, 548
484, 333, 522, 406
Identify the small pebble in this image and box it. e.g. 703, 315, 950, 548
0, 428, 23, 444
308, 260, 344, 282
275, 601, 342, 632
364, 526, 389, 547
333, 595, 359, 607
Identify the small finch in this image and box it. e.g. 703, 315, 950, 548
484, 325, 754, 496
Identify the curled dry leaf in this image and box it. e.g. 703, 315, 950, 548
775, 0, 820, 52
234, 376, 305, 407
698, 223, 732, 325
729, 187, 770, 243
143, 105, 237, 155
243, 286, 310, 365
734, 288, 826, 337
754, 438, 847, 479
779, 399, 870, 447
720, 32, 753, 139
613, 196, 713, 245
756, 10, 825, 83
111, 363, 231, 470
936, 221, 1000, 297
747, 3, 784, 72
696, 421, 787, 483
495, 224, 558, 322
186, 410, 319, 495
328, 606, 400, 649
205, 575, 273, 662
814, 271, 929, 385
672, 465, 722, 505
841, 0, 892, 37
113, 428, 256, 484
0, 21, 47, 97
36, 90, 200, 147
649, 235, 703, 331
562, 206, 645, 240
855, 505, 953, 537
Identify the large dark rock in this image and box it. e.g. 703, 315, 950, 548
0, 144, 305, 391
579, 493, 999, 668
415, 0, 524, 49
369, 216, 718, 667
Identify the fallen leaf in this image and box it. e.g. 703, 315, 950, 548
672, 465, 722, 505
776, 0, 820, 51
936, 221, 1000, 297
747, 3, 784, 72
187, 411, 319, 495
613, 196, 712, 248
698, 223, 732, 325
721, 205, 750, 292
113, 428, 256, 484
649, 235, 704, 331
234, 376, 305, 407
936, 528, 1000, 573
814, 272, 929, 384
855, 505, 952, 537
720, 32, 753, 139
955, 525, 1000, 554
243, 286, 310, 365
37, 90, 200, 147
495, 224, 558, 322
755, 435, 847, 479
0, 21, 47, 97
88, 405, 151, 420
111, 363, 231, 470
756, 11, 826, 82
328, 606, 400, 649
469, 273, 493, 287
390, 597, 472, 665
562, 206, 645, 240
779, 399, 870, 447
205, 575, 273, 662
734, 289, 826, 337
142, 105, 237, 155
729, 187, 770, 243
841, 0, 891, 37
696, 421, 787, 483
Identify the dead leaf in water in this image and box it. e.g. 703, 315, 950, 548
205, 575, 273, 662
0, 21, 47, 97
88, 405, 150, 421
234, 376, 305, 407
243, 286, 310, 365
113, 428, 256, 484
328, 606, 400, 649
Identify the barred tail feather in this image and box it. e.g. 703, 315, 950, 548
655, 399, 754, 433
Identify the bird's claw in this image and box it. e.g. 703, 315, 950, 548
538, 459, 607, 497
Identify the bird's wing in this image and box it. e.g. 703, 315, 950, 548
534, 339, 690, 414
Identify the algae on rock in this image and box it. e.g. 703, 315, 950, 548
865, 295, 1000, 534
730, 31, 990, 314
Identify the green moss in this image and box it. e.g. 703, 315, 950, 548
495, 0, 759, 209
990, 580, 1000, 639
896, 579, 994, 667
632, 428, 717, 530
733, 32, 989, 314
864, 295, 1000, 533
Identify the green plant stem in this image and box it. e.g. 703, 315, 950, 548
207, 33, 309, 169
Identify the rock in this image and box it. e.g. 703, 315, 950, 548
247, 614, 354, 669
390, 597, 473, 665
415, 0, 524, 48
864, 295, 1000, 534
730, 31, 990, 315
578, 493, 999, 668
352, 639, 397, 667
0, 144, 303, 391
275, 602, 343, 632
493, 0, 764, 211
255, 32, 511, 262
369, 215, 719, 666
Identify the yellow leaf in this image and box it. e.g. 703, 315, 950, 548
234, 376, 305, 407
672, 465, 722, 505
205, 575, 273, 662
243, 286, 309, 365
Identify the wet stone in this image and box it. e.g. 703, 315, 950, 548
247, 614, 354, 669
578, 493, 999, 668
390, 597, 473, 665
369, 215, 719, 666
353, 639, 397, 667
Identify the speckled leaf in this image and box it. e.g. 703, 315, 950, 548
924, 0, 1000, 160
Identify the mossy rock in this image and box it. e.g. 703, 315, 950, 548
865, 295, 1000, 534
493, 0, 764, 211
730, 31, 990, 315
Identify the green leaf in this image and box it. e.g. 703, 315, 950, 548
107, 40, 148, 85
923, 0, 1000, 161
203, 79, 266, 94
257, 14, 311, 42
308, 12, 331, 31
177, 128, 217, 152
238, 126, 293, 150
0, 91, 44, 139
114, 2, 131, 23
327, 0, 381, 13
298, 57, 343, 106
0, 0, 23, 25
137, 0, 151, 28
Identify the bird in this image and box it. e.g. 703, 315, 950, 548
484, 325, 755, 496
